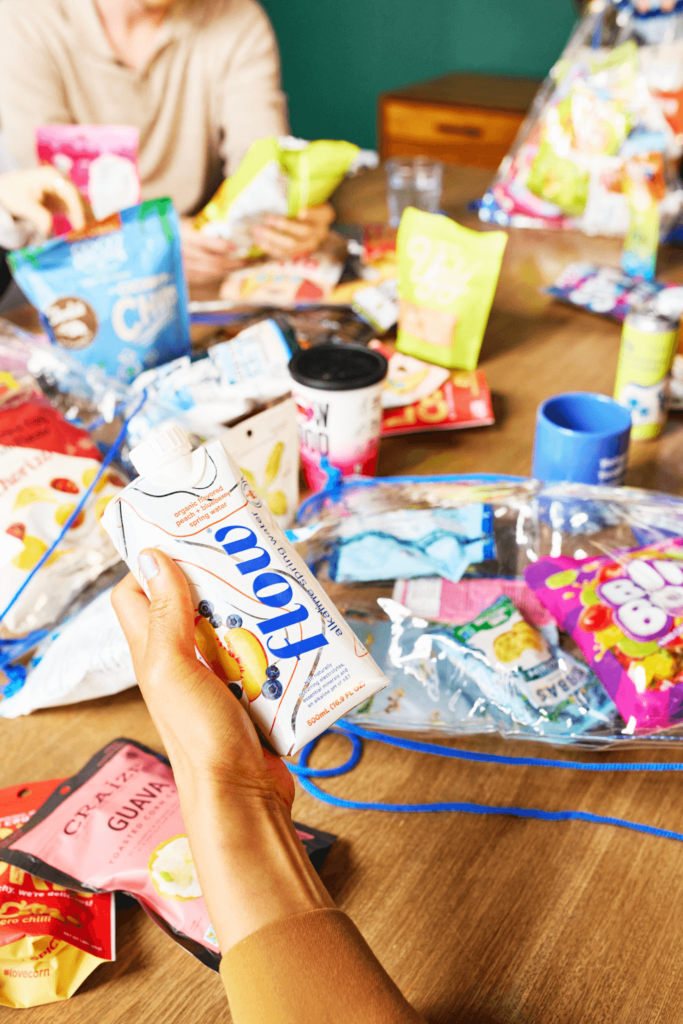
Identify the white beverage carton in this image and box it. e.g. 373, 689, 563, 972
102, 426, 387, 755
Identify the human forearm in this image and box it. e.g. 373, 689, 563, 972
176, 778, 332, 953
113, 555, 424, 1023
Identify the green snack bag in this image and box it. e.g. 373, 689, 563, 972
194, 136, 361, 257
396, 207, 507, 370
526, 138, 589, 217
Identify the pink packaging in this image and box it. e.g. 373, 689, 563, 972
36, 125, 141, 234
525, 538, 683, 732
392, 577, 553, 629
0, 739, 336, 968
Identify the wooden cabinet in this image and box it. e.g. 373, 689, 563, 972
379, 72, 541, 169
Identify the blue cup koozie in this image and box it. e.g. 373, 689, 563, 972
532, 392, 631, 485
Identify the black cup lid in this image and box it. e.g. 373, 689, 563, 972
288, 343, 388, 391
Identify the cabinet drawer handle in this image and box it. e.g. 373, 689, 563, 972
436, 123, 482, 138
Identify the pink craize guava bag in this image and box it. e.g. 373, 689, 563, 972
0, 739, 336, 969
36, 125, 141, 234
525, 538, 683, 732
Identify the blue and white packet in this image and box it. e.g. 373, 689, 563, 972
124, 317, 296, 448
208, 318, 295, 397
370, 598, 618, 742
9, 198, 190, 382
327, 506, 495, 583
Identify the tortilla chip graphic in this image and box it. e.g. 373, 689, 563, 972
398, 299, 458, 349
148, 835, 201, 901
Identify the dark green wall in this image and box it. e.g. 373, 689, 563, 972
260, 0, 579, 150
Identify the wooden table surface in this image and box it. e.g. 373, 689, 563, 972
7, 166, 683, 1024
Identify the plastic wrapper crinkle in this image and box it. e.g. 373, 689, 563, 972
526, 539, 683, 733
0, 587, 136, 718
194, 137, 374, 257
293, 474, 683, 746
345, 598, 616, 740
125, 318, 295, 449
0, 396, 126, 637
478, 2, 683, 237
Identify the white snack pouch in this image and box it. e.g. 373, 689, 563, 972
0, 587, 135, 718
0, 447, 122, 635
101, 428, 388, 755
219, 399, 299, 529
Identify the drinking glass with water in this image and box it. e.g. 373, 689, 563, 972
385, 156, 443, 227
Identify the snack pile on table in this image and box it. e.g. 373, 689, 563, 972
479, 2, 683, 239
6, 62, 683, 1002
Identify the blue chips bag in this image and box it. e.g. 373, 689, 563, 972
9, 198, 190, 382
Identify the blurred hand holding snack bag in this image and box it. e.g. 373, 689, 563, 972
193, 137, 372, 258
8, 198, 190, 383
479, 3, 683, 237
396, 208, 507, 370
36, 125, 141, 234
217, 234, 347, 307
0, 778, 115, 1008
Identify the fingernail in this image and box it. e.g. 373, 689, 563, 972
138, 552, 159, 581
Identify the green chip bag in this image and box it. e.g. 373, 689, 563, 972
395, 208, 507, 370
194, 136, 361, 257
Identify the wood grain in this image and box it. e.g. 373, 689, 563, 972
378, 73, 539, 167
6, 165, 683, 1023
379, 72, 541, 113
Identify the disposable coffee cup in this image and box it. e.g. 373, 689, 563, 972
288, 343, 389, 491
532, 391, 632, 485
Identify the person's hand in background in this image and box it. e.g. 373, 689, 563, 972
251, 202, 335, 260
111, 549, 330, 955
180, 215, 247, 285
0, 166, 86, 236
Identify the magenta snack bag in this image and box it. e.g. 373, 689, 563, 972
0, 739, 336, 970
36, 125, 141, 234
525, 538, 683, 731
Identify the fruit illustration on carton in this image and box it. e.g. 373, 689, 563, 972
194, 604, 273, 703
102, 428, 388, 756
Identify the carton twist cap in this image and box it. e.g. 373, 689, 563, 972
129, 426, 193, 477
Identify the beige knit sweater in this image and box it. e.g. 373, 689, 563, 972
0, 0, 289, 215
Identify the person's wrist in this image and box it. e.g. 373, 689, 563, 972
178, 778, 332, 952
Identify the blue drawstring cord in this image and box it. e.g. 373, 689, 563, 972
0, 390, 146, 628
289, 722, 683, 843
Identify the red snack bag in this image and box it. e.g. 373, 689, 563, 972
0, 382, 101, 460
0, 778, 115, 1008
0, 739, 336, 970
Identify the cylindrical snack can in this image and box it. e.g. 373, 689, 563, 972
288, 343, 389, 491
614, 309, 679, 440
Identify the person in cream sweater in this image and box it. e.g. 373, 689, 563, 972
0, 0, 334, 284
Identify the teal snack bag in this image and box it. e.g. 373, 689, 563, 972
9, 198, 190, 382
396, 208, 507, 370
